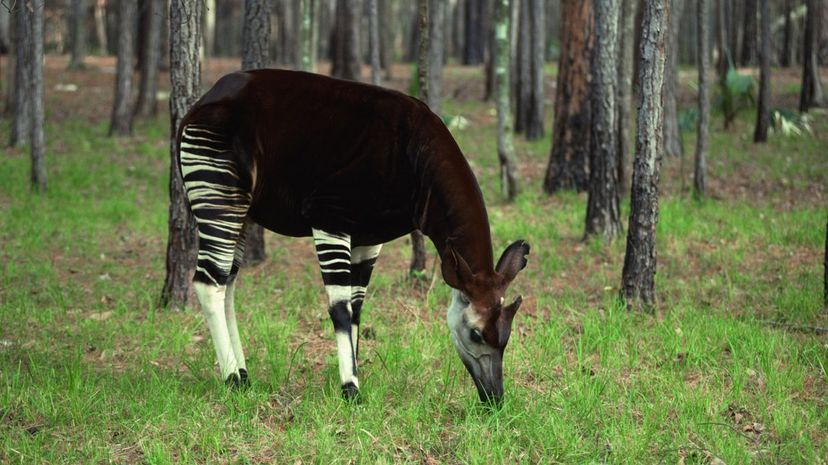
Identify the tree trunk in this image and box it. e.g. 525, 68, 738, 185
800, 0, 825, 112
463, 0, 485, 65
410, 0, 430, 277
754, 0, 770, 143
161, 0, 202, 310
695, 0, 710, 197
3, 17, 14, 116
379, 0, 393, 80
26, 1, 46, 192
369, 0, 381, 85
585, 0, 622, 240
331, 0, 361, 80
781, 0, 793, 67
204, 0, 216, 57
68, 0, 88, 69
621, 0, 669, 311
240, 0, 271, 267
0, 4, 9, 54
617, 0, 637, 194
514, 0, 544, 140
94, 0, 107, 53
663, 0, 684, 158
300, 0, 317, 72
495, 0, 519, 201
428, 0, 445, 113
135, 0, 163, 118
109, 0, 136, 136
543, 0, 592, 194
9, 7, 30, 148
716, 0, 728, 77
740, 0, 756, 66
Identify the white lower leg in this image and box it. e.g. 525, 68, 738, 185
194, 281, 239, 380
335, 331, 358, 388
224, 280, 247, 371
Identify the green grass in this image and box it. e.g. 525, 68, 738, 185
1, 67, 826, 464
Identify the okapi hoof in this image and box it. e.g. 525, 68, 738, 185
341, 382, 360, 402
238, 368, 250, 389
225, 373, 241, 390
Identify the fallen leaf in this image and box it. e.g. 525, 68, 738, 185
88, 311, 113, 321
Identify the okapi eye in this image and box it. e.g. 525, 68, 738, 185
470, 329, 483, 344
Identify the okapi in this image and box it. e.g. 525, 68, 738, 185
178, 69, 530, 404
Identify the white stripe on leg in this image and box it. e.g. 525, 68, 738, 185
194, 281, 239, 380
224, 279, 246, 371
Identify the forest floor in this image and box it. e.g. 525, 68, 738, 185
0, 56, 826, 464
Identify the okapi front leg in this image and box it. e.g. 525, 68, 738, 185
312, 229, 359, 399
349, 245, 382, 359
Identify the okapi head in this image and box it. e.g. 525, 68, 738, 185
443, 240, 530, 405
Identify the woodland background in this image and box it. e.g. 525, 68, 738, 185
1, 0, 827, 463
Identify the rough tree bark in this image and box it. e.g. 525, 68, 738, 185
663, 0, 684, 158
240, 0, 271, 267
369, 0, 381, 85
410, 0, 430, 276
9, 6, 30, 148
621, 0, 669, 311
109, 0, 136, 136
800, 0, 825, 112
68, 0, 88, 69
781, 0, 793, 67
617, 0, 637, 193
428, 0, 445, 114
740, 0, 756, 66
495, 0, 519, 201
695, 0, 709, 197
463, 0, 485, 65
514, 0, 545, 140
135, 0, 163, 118
754, 0, 770, 143
161, 0, 202, 309
544, 0, 592, 194
299, 0, 317, 72
716, 0, 728, 77
24, 1, 46, 191
331, 0, 360, 81
585, 0, 622, 240
379, 0, 393, 80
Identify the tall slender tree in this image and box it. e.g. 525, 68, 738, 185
17, 1, 46, 191
740, 0, 757, 66
716, 0, 728, 77
585, 0, 621, 240
514, 0, 545, 140
68, 0, 88, 69
369, 0, 381, 85
428, 0, 445, 114
135, 0, 164, 118
621, 0, 669, 311
109, 0, 137, 136
240, 0, 272, 267
463, 0, 485, 65
781, 0, 794, 67
617, 0, 637, 192
800, 0, 824, 112
544, 0, 592, 194
411, 0, 430, 276
494, 0, 519, 200
754, 0, 770, 142
695, 0, 710, 197
299, 0, 318, 72
9, 5, 30, 148
161, 0, 203, 309
663, 0, 684, 158
331, 0, 360, 81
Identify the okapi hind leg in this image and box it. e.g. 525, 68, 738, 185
224, 233, 249, 388
349, 245, 382, 359
312, 229, 360, 400
181, 124, 252, 388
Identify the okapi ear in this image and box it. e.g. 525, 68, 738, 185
496, 240, 530, 285
441, 246, 475, 290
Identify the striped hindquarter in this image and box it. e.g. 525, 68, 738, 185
180, 124, 251, 387
313, 229, 381, 398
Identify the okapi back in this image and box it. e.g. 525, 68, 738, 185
179, 69, 495, 277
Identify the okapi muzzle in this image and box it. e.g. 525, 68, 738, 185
446, 241, 529, 405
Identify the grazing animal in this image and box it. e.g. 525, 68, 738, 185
178, 69, 530, 403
